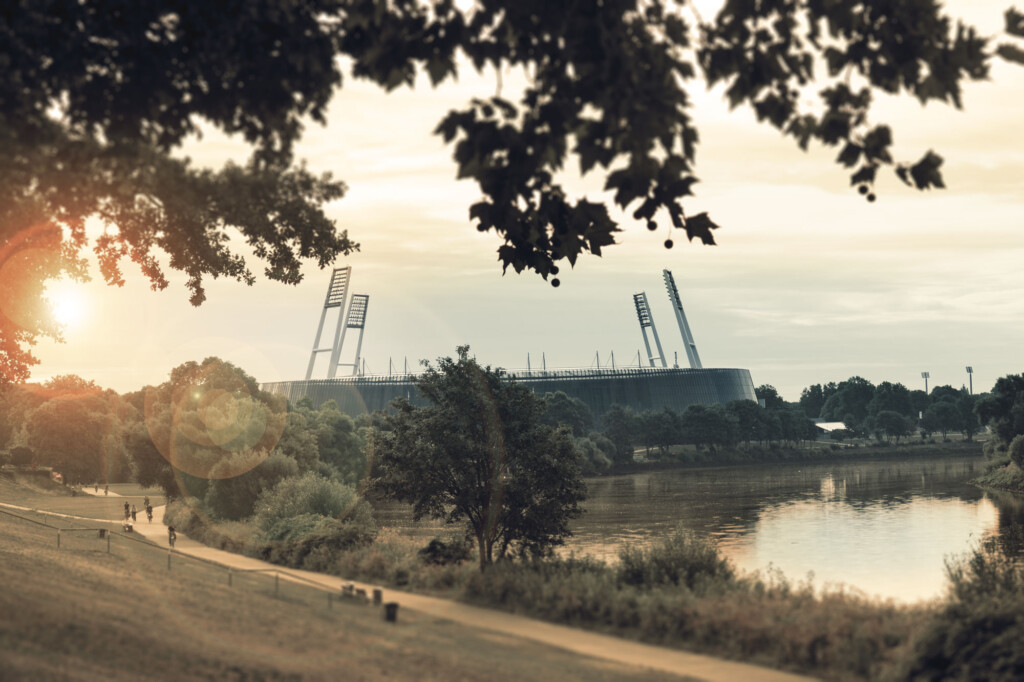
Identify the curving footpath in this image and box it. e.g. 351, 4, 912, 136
14, 500, 815, 682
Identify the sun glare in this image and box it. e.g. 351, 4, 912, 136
46, 281, 89, 329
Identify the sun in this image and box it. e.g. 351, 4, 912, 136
46, 280, 89, 329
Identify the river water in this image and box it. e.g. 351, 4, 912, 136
376, 453, 1024, 603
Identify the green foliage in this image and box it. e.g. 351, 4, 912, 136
600, 404, 636, 464
922, 400, 962, 440
24, 387, 132, 483
977, 374, 1024, 446
371, 346, 586, 570
203, 450, 299, 521
311, 404, 366, 485
755, 384, 786, 409
896, 543, 1024, 681
419, 535, 474, 567
540, 391, 594, 437
251, 472, 363, 534
618, 529, 734, 590
868, 381, 914, 417
8, 445, 33, 467
1009, 435, 1024, 469
820, 377, 876, 429
573, 437, 612, 475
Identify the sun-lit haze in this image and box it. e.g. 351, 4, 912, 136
29, 0, 1024, 400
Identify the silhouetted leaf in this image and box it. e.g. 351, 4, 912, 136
684, 212, 719, 245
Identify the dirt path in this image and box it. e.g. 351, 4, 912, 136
17, 501, 815, 682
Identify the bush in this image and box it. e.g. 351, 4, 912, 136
895, 545, 1024, 681
163, 498, 250, 552
1009, 435, 1024, 469
419, 535, 474, 566
617, 528, 734, 590
252, 472, 362, 533
203, 450, 299, 520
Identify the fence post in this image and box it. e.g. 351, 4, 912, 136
56, 529, 60, 548
227, 569, 232, 586
167, 549, 171, 570
107, 532, 111, 553
275, 572, 279, 596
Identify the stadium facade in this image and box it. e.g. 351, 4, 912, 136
260, 267, 757, 417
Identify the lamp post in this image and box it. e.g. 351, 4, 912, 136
966, 366, 973, 395
921, 371, 930, 394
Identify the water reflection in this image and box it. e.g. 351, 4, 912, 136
373, 453, 1022, 603
569, 454, 1016, 603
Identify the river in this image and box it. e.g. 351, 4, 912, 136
376, 453, 1024, 603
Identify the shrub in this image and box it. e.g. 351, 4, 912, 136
252, 472, 361, 533
203, 449, 299, 520
617, 528, 734, 591
895, 544, 1024, 681
1009, 435, 1024, 469
419, 535, 474, 566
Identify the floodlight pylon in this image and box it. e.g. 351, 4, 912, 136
330, 294, 370, 377
663, 269, 703, 369
305, 267, 351, 380
633, 292, 667, 368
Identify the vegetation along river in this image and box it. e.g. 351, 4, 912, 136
377, 453, 1024, 603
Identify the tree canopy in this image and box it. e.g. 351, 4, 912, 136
370, 346, 585, 570
3, 1, 1023, 383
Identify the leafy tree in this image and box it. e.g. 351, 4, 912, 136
5, 2, 1023, 382
726, 399, 765, 446
25, 391, 131, 483
820, 377, 876, 428
799, 384, 826, 419
540, 391, 594, 437
923, 401, 962, 440
976, 375, 1024, 445
680, 403, 737, 450
755, 385, 786, 409
601, 404, 636, 464
251, 471, 374, 544
929, 385, 962, 405
868, 381, 914, 417
312, 402, 366, 485
957, 394, 981, 442
204, 450, 300, 521
874, 410, 914, 444
573, 436, 612, 475
909, 389, 931, 419
370, 347, 585, 570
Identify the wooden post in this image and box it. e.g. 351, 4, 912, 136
372, 588, 383, 605
228, 570, 232, 586
107, 533, 111, 553
167, 550, 171, 570
275, 572, 279, 596
56, 529, 60, 548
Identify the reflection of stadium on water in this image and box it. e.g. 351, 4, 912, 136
260, 267, 757, 417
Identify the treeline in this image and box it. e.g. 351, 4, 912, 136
793, 377, 981, 443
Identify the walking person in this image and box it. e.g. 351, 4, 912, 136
104, 484, 109, 496
130, 504, 137, 523
168, 525, 177, 548
124, 501, 130, 520
146, 504, 153, 523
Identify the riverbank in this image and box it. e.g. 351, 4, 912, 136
972, 461, 1024, 496
608, 439, 984, 476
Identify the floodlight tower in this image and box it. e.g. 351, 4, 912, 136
305, 267, 351, 380
330, 294, 370, 377
921, 371, 930, 394
663, 269, 703, 369
966, 366, 973, 395
633, 293, 667, 368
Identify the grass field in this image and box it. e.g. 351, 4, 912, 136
0, 494, 690, 681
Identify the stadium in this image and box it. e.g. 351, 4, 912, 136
260, 267, 757, 417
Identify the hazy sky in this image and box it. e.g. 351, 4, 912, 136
32, 1, 1024, 402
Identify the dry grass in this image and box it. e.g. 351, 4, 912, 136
0, 509, 690, 682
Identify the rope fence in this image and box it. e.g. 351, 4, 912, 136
0, 505, 398, 620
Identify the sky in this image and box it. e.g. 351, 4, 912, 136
30, 1, 1024, 403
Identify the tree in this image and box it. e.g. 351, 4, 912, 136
204, 450, 300, 521
976, 375, 1024, 445
25, 390, 131, 483
5, 2, 1023, 381
371, 347, 585, 570
922, 401, 961, 440
799, 384, 826, 419
874, 410, 913, 444
755, 385, 786, 409
312, 402, 366, 486
957, 394, 980, 442
540, 391, 594, 437
868, 381, 914, 417
601, 404, 636, 464
820, 377, 876, 428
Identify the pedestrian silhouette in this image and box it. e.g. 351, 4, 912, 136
146, 504, 153, 523
168, 525, 177, 548
130, 504, 137, 522
104, 484, 109, 496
